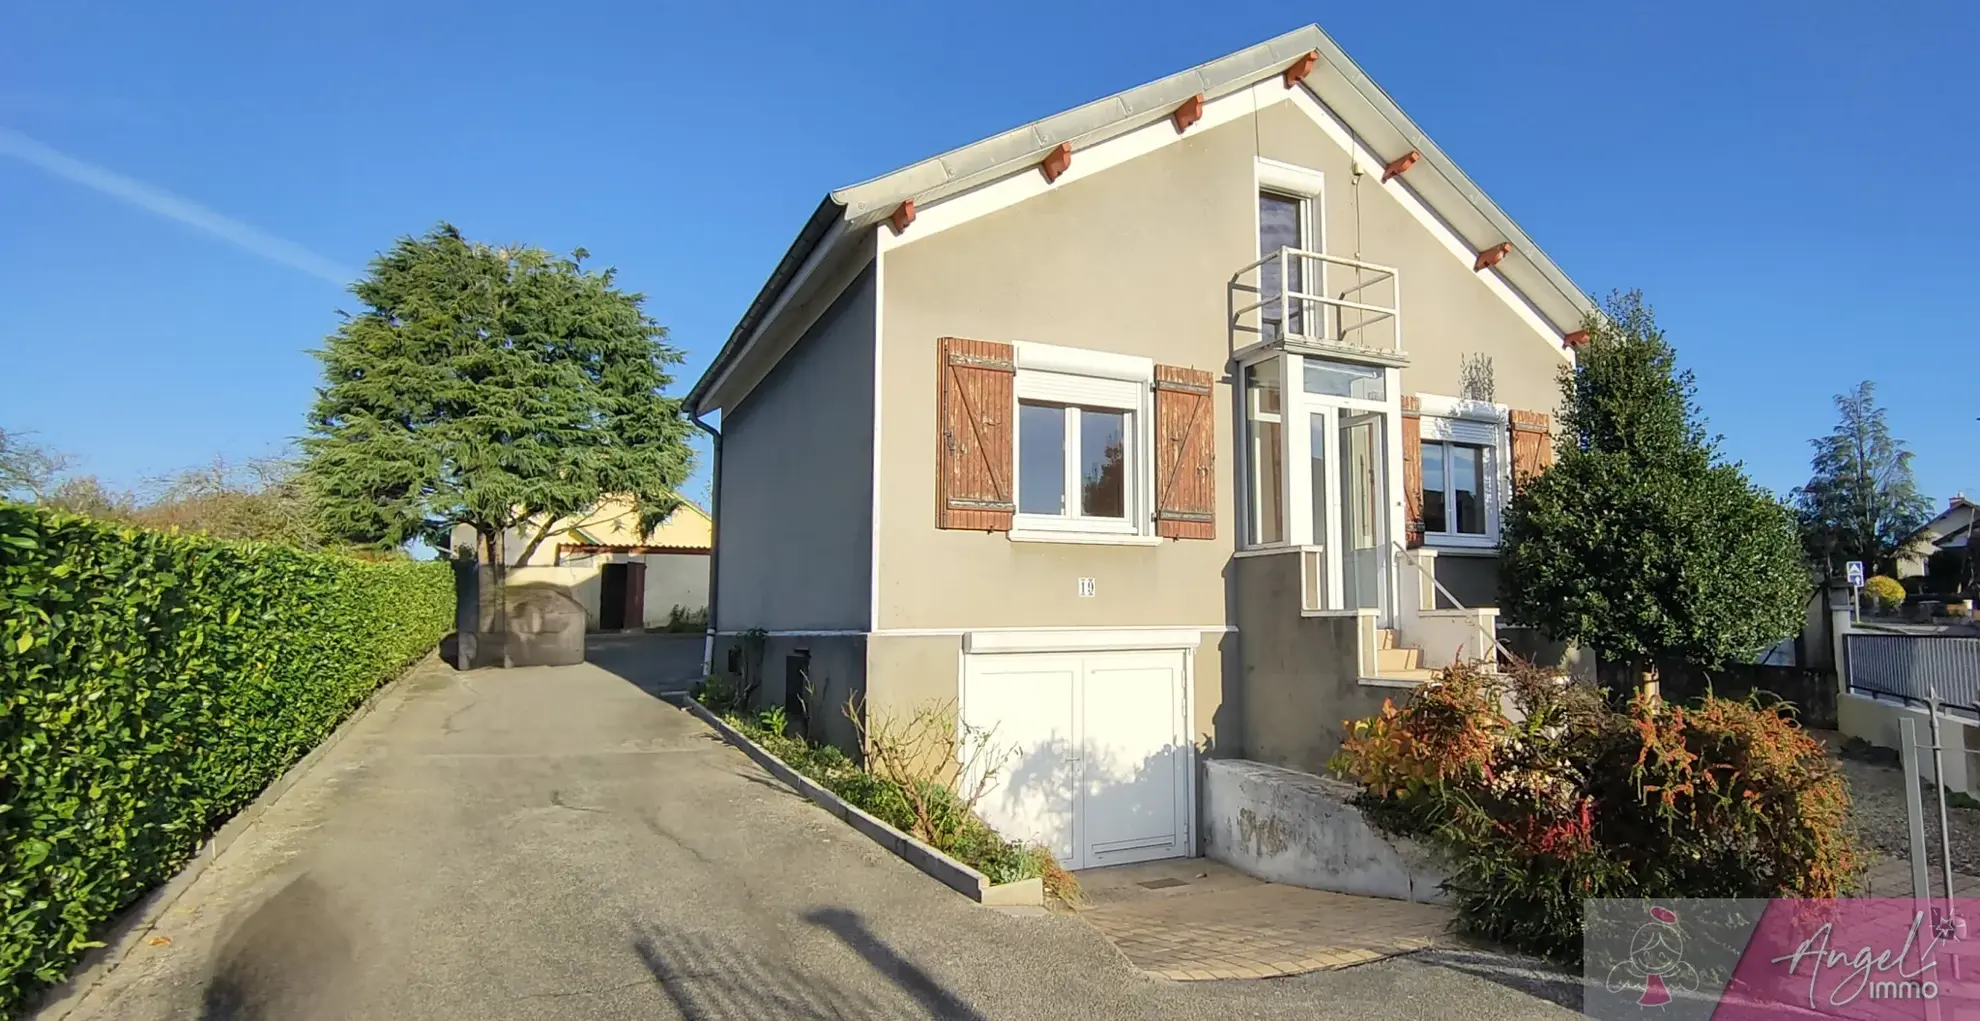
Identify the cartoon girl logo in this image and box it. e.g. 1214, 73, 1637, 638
1606, 906, 1701, 1007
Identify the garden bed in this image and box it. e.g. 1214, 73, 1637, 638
683, 698, 1067, 906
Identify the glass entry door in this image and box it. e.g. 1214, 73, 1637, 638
1338, 412, 1386, 612
1304, 405, 1389, 617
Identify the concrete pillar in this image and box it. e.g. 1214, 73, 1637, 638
1829, 584, 1854, 697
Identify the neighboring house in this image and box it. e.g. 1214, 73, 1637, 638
1895, 495, 1976, 587
449, 495, 711, 630
686, 26, 1590, 872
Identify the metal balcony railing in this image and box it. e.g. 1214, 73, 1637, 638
1232, 247, 1401, 356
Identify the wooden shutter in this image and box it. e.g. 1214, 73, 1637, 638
937, 337, 1016, 530
1400, 396, 1424, 548
1509, 409, 1554, 488
1154, 365, 1216, 539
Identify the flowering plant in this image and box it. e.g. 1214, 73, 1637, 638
1332, 662, 1862, 962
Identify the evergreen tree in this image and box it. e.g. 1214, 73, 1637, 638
1790, 381, 1932, 578
304, 225, 694, 632
1499, 292, 1806, 693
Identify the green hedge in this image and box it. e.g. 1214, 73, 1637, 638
0, 504, 453, 1013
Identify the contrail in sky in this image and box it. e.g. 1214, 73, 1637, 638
0, 126, 353, 285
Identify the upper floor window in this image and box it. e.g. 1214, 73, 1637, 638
1255, 160, 1325, 343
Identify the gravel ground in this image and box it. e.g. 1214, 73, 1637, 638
1818, 730, 1980, 874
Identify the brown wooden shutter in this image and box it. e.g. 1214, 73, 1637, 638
1154, 365, 1216, 539
1509, 409, 1554, 488
1400, 395, 1424, 548
937, 337, 1016, 530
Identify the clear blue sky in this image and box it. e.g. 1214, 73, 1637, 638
3, 2, 1974, 511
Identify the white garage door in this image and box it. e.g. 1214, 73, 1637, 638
961, 648, 1191, 871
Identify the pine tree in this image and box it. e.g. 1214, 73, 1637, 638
1499, 292, 1806, 693
1790, 381, 1932, 578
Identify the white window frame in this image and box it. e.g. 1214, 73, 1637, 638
1009, 341, 1158, 546
1236, 346, 1406, 623
1253, 159, 1326, 342
1415, 394, 1511, 549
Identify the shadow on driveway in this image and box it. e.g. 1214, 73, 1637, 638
587, 632, 705, 700
632, 909, 990, 1020
1411, 947, 1584, 1013
199, 875, 354, 1021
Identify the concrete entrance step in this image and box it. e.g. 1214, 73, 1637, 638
1073, 860, 1451, 980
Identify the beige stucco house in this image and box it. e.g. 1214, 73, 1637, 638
687, 26, 1589, 872
449, 495, 711, 630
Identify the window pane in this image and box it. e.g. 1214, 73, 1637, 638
1421, 442, 1447, 534
1452, 444, 1485, 535
1302, 358, 1387, 401
1308, 413, 1327, 551
1244, 363, 1284, 545
1079, 409, 1126, 518
1018, 401, 1065, 515
1259, 193, 1304, 337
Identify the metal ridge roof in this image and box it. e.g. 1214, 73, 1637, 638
688, 24, 1593, 414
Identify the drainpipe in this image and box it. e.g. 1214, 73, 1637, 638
692, 412, 722, 678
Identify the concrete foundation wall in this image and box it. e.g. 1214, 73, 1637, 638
709, 633, 869, 753
1231, 551, 1389, 774
1838, 692, 1980, 795
1430, 553, 1499, 610
1201, 758, 1446, 903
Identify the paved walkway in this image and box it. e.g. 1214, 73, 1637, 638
1075, 860, 1451, 980
61, 636, 1580, 1020
1858, 857, 1980, 898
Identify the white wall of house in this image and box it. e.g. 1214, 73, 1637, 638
509, 551, 709, 629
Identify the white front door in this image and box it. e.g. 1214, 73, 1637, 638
963, 649, 1191, 871
1338, 410, 1387, 613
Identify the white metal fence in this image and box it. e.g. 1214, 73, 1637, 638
1845, 632, 1980, 712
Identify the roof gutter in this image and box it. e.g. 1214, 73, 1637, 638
685, 197, 845, 416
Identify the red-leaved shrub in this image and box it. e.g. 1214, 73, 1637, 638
1332, 662, 1863, 962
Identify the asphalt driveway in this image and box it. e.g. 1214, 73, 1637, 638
61, 634, 1578, 1021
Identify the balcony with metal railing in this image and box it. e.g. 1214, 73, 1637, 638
1231, 247, 1403, 363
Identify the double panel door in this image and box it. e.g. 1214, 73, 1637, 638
961, 650, 1191, 871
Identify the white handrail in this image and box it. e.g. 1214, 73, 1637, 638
1230, 247, 1401, 353
1391, 540, 1520, 666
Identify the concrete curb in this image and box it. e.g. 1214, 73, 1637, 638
681, 699, 1044, 908
28, 651, 446, 1021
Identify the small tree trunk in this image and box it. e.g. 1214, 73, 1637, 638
1636, 658, 1661, 704
493, 527, 511, 668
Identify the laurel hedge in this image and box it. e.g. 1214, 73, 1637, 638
0, 504, 452, 1013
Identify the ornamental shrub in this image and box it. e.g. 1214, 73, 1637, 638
0, 504, 452, 1013
1862, 574, 1905, 615
1332, 662, 1863, 963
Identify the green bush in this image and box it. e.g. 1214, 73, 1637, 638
0, 504, 452, 1012
1333, 662, 1863, 963
715, 710, 1055, 889
1862, 574, 1905, 614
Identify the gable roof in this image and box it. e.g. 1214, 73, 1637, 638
688, 24, 1593, 417
1907, 496, 1979, 549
